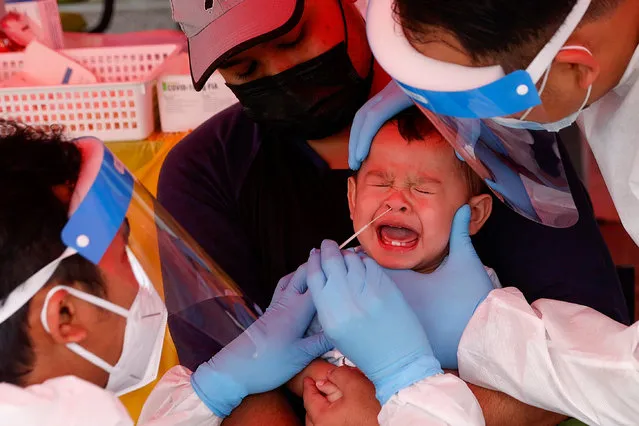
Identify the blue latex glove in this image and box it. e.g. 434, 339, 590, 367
191, 265, 332, 418
373, 205, 495, 369
349, 80, 413, 170
307, 240, 443, 405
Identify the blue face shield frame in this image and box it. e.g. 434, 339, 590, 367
62, 141, 133, 263
395, 71, 541, 119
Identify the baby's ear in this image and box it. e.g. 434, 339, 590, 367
347, 176, 357, 221
467, 194, 493, 235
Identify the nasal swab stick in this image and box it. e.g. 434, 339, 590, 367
339, 207, 392, 249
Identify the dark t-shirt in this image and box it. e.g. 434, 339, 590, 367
158, 104, 630, 369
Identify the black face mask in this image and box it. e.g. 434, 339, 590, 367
227, 42, 374, 140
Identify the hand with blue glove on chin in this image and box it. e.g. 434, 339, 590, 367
305, 205, 495, 371
307, 239, 443, 405
378, 204, 496, 369
190, 264, 332, 418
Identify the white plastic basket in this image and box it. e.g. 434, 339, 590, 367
0, 44, 180, 142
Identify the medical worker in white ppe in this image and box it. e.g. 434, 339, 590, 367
0, 124, 492, 425
347, 0, 639, 424
0, 129, 330, 425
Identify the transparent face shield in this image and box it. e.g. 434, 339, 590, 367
366, 0, 593, 226
65, 138, 262, 371
417, 107, 578, 226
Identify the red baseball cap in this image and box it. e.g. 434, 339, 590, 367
171, 0, 305, 91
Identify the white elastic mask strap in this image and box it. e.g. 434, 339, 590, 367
125, 247, 152, 291
520, 45, 592, 122
579, 84, 592, 112
562, 45, 593, 113
67, 342, 117, 374
519, 66, 552, 121
40, 285, 131, 374
0, 247, 77, 325
537, 64, 553, 96
560, 45, 593, 56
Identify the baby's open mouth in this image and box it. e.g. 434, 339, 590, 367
377, 224, 419, 249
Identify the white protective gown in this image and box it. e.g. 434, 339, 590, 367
578, 45, 639, 245
140, 367, 486, 426
458, 287, 639, 426
0, 376, 133, 426
0, 365, 484, 425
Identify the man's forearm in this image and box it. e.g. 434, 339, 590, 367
466, 383, 567, 426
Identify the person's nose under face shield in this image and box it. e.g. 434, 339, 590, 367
365, 0, 599, 227
0, 138, 261, 396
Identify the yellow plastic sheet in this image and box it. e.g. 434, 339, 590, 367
106, 132, 189, 421
106, 132, 188, 195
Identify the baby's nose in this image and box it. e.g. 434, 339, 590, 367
384, 192, 410, 213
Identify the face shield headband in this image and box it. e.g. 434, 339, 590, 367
367, 0, 592, 119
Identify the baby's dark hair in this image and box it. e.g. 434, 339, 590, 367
387, 107, 487, 196
0, 121, 105, 385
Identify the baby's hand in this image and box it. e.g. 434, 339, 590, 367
303, 366, 380, 426
287, 359, 336, 397
315, 378, 343, 403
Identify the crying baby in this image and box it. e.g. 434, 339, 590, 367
290, 106, 503, 402
347, 106, 493, 273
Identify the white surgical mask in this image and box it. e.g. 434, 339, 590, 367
492, 46, 593, 132
41, 248, 167, 396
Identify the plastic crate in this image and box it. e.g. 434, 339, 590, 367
0, 44, 180, 141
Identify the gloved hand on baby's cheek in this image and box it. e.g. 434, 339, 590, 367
305, 204, 493, 370
382, 204, 494, 369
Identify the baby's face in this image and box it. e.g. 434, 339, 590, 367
348, 123, 471, 272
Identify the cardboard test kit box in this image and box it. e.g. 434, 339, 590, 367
157, 52, 238, 133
